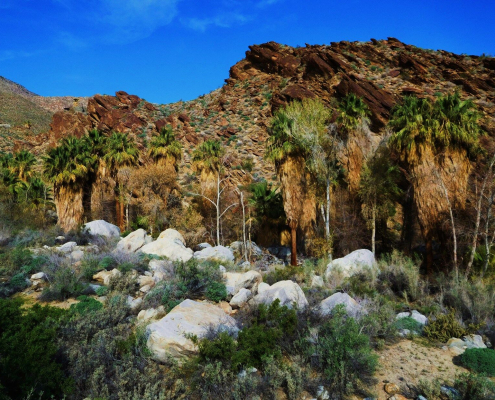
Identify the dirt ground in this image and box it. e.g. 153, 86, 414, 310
373, 338, 467, 399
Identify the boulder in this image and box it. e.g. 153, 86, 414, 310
56, 241, 77, 253
325, 249, 375, 279
140, 236, 193, 263
30, 272, 46, 281
137, 306, 165, 322
70, 249, 84, 262
311, 275, 324, 288
127, 296, 143, 310
93, 268, 122, 285
196, 242, 212, 250
230, 288, 252, 308
147, 299, 238, 361
158, 229, 186, 246
257, 282, 270, 294
233, 270, 263, 295
116, 229, 152, 253
253, 280, 308, 309
229, 241, 262, 258
463, 334, 487, 349
318, 292, 362, 317
84, 220, 120, 238
194, 245, 235, 263
396, 310, 428, 326
138, 275, 155, 288
224, 272, 242, 296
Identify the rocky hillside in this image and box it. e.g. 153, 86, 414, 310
0, 76, 87, 153
22, 37, 495, 186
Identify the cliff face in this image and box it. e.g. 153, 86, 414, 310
24, 38, 495, 187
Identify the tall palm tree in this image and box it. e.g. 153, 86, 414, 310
192, 139, 225, 195
148, 125, 182, 171
389, 93, 481, 273
103, 132, 139, 231
43, 137, 94, 232
266, 99, 325, 265
337, 93, 372, 193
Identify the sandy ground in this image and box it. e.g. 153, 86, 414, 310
373, 338, 467, 399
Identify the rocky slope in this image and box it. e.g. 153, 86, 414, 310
0, 76, 87, 152
20, 37, 495, 185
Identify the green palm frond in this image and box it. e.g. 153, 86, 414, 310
337, 93, 371, 132
148, 125, 182, 167
103, 132, 139, 173
192, 139, 225, 174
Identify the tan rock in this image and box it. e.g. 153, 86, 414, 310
219, 301, 233, 314
384, 382, 400, 394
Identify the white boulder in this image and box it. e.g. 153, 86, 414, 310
396, 310, 428, 326
229, 241, 262, 258
30, 272, 46, 281
257, 282, 270, 294
230, 288, 252, 308
84, 220, 120, 238
127, 296, 143, 310
158, 229, 186, 246
140, 231, 193, 262
56, 241, 77, 253
147, 299, 238, 361
253, 280, 308, 309
325, 249, 375, 280
224, 272, 242, 296
116, 229, 152, 253
233, 270, 263, 296
319, 292, 362, 317
194, 245, 235, 263
70, 249, 84, 262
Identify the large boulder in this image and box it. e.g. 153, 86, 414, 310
325, 249, 375, 280
56, 241, 77, 253
84, 220, 120, 238
233, 270, 263, 295
147, 299, 238, 361
194, 245, 235, 263
253, 280, 308, 309
140, 229, 193, 262
396, 310, 428, 326
230, 288, 252, 308
229, 241, 263, 258
116, 229, 152, 253
93, 268, 122, 285
318, 292, 362, 317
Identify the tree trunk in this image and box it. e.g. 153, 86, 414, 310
326, 180, 330, 240
290, 225, 297, 266
372, 206, 376, 256
119, 194, 125, 232
115, 198, 121, 230
55, 185, 84, 233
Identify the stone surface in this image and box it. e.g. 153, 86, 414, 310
138, 275, 155, 288
83, 220, 120, 238
463, 334, 487, 349
325, 249, 375, 279
70, 249, 84, 262
158, 229, 186, 246
116, 229, 152, 253
230, 288, 252, 308
384, 383, 400, 395
140, 235, 193, 262
229, 240, 262, 258
147, 299, 238, 361
224, 272, 242, 296
311, 275, 324, 288
194, 245, 235, 263
127, 296, 143, 310
396, 310, 428, 326
30, 272, 46, 280
233, 270, 263, 295
318, 292, 362, 317
56, 241, 77, 253
93, 268, 122, 285
253, 280, 308, 309
257, 282, 270, 294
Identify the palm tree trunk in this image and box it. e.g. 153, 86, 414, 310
372, 205, 376, 256
290, 225, 297, 266
55, 185, 84, 233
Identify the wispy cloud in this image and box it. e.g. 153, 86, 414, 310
182, 12, 249, 32
57, 32, 88, 50
0, 49, 45, 62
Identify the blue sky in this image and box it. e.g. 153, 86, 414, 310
1, 0, 494, 104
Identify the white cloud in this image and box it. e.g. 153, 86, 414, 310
182, 12, 249, 32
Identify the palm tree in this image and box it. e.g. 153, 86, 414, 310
148, 125, 182, 171
43, 137, 94, 232
266, 99, 326, 265
337, 93, 372, 193
389, 93, 481, 273
10, 150, 36, 182
103, 132, 139, 231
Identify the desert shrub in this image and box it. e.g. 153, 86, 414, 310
70, 295, 103, 315
459, 348, 495, 376
108, 272, 139, 296
264, 264, 303, 285
308, 305, 378, 397
454, 373, 495, 400
438, 275, 495, 325
8, 272, 28, 289
345, 270, 378, 298
0, 246, 34, 276
0, 298, 71, 399
424, 310, 483, 343
59, 295, 175, 400
99, 255, 117, 270
415, 378, 442, 400
359, 296, 398, 345
40, 262, 88, 301
377, 250, 422, 301
80, 253, 101, 280
96, 286, 108, 296
262, 356, 306, 400
395, 316, 424, 332
195, 299, 297, 371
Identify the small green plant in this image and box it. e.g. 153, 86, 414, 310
395, 316, 423, 332
95, 286, 108, 296
459, 348, 495, 376
205, 281, 227, 302
454, 372, 495, 400
98, 256, 116, 270
70, 295, 103, 315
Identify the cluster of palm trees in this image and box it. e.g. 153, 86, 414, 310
267, 92, 483, 271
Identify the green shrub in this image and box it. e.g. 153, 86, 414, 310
459, 348, 495, 376
70, 295, 103, 315
308, 305, 378, 396
395, 316, 424, 332
0, 298, 71, 399
205, 281, 227, 302
40, 264, 87, 301
424, 310, 483, 343
9, 272, 27, 289
99, 255, 117, 270
454, 373, 495, 400
80, 254, 101, 280
264, 264, 302, 285
107, 272, 138, 296
263, 356, 306, 400
95, 286, 108, 296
